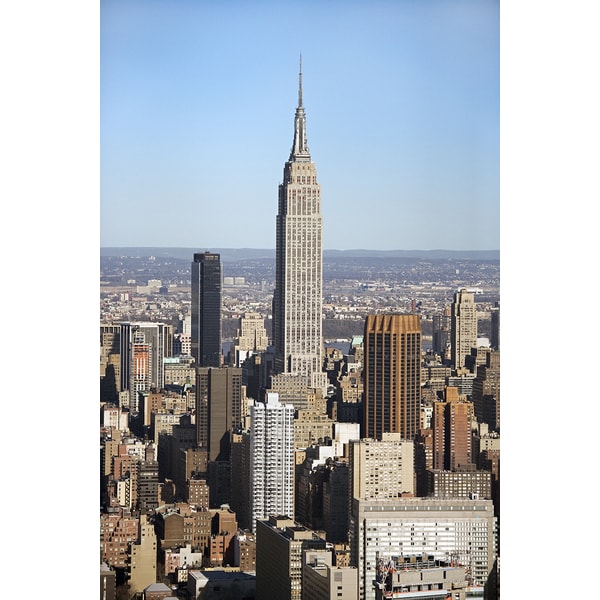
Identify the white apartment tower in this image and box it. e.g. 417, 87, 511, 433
450, 288, 478, 370
272, 59, 326, 392
249, 393, 295, 531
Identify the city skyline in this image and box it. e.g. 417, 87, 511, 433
100, 0, 500, 251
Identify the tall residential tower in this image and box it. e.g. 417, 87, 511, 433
272, 60, 326, 392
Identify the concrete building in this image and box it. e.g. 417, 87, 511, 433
129, 514, 158, 596
363, 314, 422, 441
294, 409, 335, 450
269, 372, 324, 413
232, 312, 269, 367
255, 515, 327, 600
272, 60, 327, 395
450, 289, 477, 371
302, 548, 359, 600
142, 582, 173, 600
191, 251, 222, 368
249, 393, 295, 531
349, 497, 497, 600
187, 569, 255, 600
163, 354, 195, 386
349, 434, 415, 502
373, 555, 470, 600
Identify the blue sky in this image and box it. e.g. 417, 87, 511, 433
100, 0, 500, 251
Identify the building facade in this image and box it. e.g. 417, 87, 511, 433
272, 60, 326, 393
363, 314, 422, 441
249, 393, 295, 531
195, 366, 243, 462
255, 515, 327, 600
119, 322, 172, 412
349, 497, 497, 600
450, 289, 477, 370
432, 387, 474, 471
349, 433, 415, 502
232, 312, 269, 367
191, 251, 222, 368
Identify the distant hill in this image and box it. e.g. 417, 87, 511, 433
100, 247, 499, 262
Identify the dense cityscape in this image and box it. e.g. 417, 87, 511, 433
100, 68, 500, 600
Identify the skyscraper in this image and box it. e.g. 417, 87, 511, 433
191, 252, 222, 367
363, 314, 422, 441
249, 393, 295, 531
450, 288, 477, 370
195, 366, 243, 462
119, 321, 172, 413
272, 59, 326, 392
432, 386, 474, 471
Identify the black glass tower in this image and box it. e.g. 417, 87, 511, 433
191, 252, 222, 367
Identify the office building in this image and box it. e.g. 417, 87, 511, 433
195, 366, 243, 462
450, 289, 477, 370
322, 459, 351, 544
363, 314, 422, 440
349, 497, 497, 600
191, 251, 222, 367
272, 60, 327, 393
249, 393, 295, 531
432, 387, 474, 471
255, 515, 327, 600
119, 322, 172, 413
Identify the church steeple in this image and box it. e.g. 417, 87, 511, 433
290, 55, 310, 162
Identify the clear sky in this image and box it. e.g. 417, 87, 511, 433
100, 0, 499, 251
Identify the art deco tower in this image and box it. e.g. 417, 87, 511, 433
272, 60, 325, 390
450, 288, 477, 370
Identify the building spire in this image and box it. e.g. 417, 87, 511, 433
298, 54, 303, 108
290, 54, 310, 162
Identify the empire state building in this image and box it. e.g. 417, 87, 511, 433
272, 60, 326, 392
